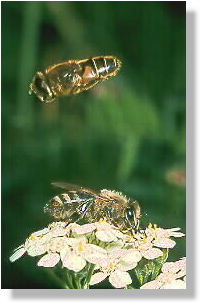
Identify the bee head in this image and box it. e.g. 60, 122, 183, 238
124, 201, 141, 231
29, 72, 55, 103
44, 196, 65, 219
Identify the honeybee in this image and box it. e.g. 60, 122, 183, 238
29, 56, 122, 103
44, 182, 141, 233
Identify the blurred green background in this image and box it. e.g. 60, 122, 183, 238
2, 1, 186, 289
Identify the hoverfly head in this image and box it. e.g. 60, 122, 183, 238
29, 72, 55, 103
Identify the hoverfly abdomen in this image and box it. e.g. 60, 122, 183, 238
89, 56, 121, 79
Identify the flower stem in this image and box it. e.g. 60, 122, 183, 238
66, 272, 75, 289
71, 271, 81, 289
46, 269, 67, 288
83, 263, 95, 288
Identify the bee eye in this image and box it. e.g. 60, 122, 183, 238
126, 208, 134, 223
52, 201, 61, 207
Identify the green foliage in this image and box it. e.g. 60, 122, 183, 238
135, 249, 169, 287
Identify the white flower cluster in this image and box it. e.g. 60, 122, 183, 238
140, 258, 186, 289
133, 224, 185, 260
9, 221, 185, 289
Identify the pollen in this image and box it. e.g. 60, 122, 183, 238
52, 201, 61, 207
78, 241, 86, 252
99, 218, 108, 223
109, 262, 116, 270
29, 234, 36, 240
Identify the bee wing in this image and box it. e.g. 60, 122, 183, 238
51, 182, 99, 196
61, 196, 94, 222
51, 182, 114, 203
45, 192, 96, 222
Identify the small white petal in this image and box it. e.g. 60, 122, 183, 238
49, 222, 67, 229
110, 248, 128, 257
66, 223, 81, 233
90, 272, 108, 285
106, 240, 124, 251
140, 280, 163, 289
153, 238, 176, 248
9, 247, 26, 262
66, 236, 87, 247
85, 243, 107, 254
109, 270, 132, 288
48, 236, 69, 252
60, 246, 71, 263
142, 248, 163, 260
167, 228, 185, 236
32, 228, 49, 237
169, 227, 181, 231
96, 230, 117, 242
161, 259, 186, 279
161, 279, 186, 289
95, 222, 113, 231
27, 244, 47, 257
117, 262, 138, 272
37, 253, 60, 267
73, 223, 96, 235
169, 232, 185, 238
111, 229, 125, 239
84, 244, 108, 264
178, 257, 186, 266
121, 249, 142, 264
162, 262, 179, 274
158, 272, 176, 283
50, 227, 69, 237
63, 254, 86, 272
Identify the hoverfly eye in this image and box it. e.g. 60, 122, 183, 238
34, 75, 44, 90
32, 74, 52, 100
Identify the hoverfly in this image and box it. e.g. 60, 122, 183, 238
44, 182, 141, 233
29, 56, 122, 103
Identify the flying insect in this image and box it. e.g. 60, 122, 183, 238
29, 56, 122, 103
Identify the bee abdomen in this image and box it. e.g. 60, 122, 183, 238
89, 56, 121, 78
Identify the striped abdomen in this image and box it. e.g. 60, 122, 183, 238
82, 56, 121, 79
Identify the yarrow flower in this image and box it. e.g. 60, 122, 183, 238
132, 224, 185, 260
90, 248, 142, 288
10, 222, 108, 271
9, 221, 185, 289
